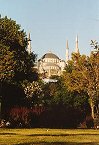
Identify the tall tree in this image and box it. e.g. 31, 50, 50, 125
0, 16, 37, 83
0, 16, 38, 116
63, 44, 99, 120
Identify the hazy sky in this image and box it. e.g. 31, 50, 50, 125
0, 0, 99, 59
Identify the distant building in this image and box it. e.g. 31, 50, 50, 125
27, 33, 80, 79
37, 52, 66, 78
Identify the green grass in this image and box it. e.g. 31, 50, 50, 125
0, 128, 99, 145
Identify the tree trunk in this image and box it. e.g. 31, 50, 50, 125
90, 100, 94, 119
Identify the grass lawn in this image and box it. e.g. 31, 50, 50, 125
0, 128, 99, 145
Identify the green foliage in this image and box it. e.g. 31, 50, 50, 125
0, 44, 15, 81
40, 77, 90, 128
63, 43, 99, 119
0, 16, 38, 117
0, 16, 37, 83
43, 77, 88, 109
0, 16, 26, 49
0, 82, 26, 119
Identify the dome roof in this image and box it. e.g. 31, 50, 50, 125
41, 52, 59, 59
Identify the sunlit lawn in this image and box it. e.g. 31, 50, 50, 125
0, 128, 99, 145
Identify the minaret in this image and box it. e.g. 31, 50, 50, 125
66, 40, 69, 64
75, 35, 79, 53
27, 33, 31, 54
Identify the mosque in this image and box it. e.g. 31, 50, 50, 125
27, 33, 79, 79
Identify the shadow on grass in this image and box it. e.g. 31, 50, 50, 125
0, 133, 17, 135
1, 133, 99, 136
16, 142, 99, 145
1, 133, 99, 137
27, 134, 99, 137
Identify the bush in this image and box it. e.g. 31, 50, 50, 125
9, 107, 31, 128
9, 106, 45, 128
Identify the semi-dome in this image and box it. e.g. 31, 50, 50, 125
41, 52, 59, 59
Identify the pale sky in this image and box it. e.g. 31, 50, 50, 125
0, 0, 99, 59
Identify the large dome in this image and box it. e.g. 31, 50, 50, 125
41, 52, 59, 59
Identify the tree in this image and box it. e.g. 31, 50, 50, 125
63, 43, 99, 120
0, 44, 15, 81
0, 16, 38, 118
90, 40, 99, 52
0, 16, 37, 83
40, 77, 89, 128
23, 81, 43, 107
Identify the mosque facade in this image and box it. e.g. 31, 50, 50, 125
37, 52, 66, 78
27, 33, 79, 79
